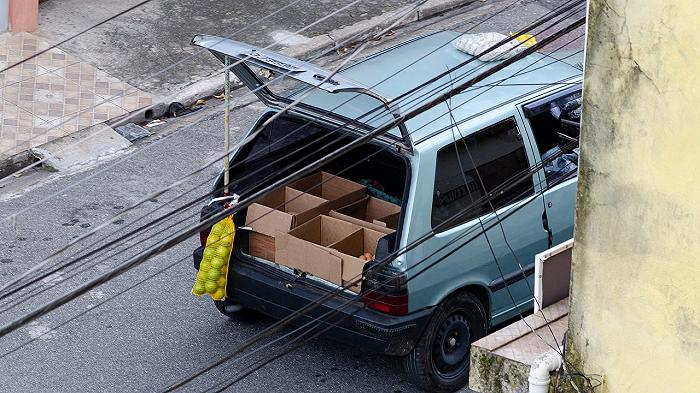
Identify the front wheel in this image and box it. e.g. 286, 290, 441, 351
403, 292, 487, 392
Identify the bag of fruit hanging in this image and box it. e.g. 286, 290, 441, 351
192, 215, 235, 300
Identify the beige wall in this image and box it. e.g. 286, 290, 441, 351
569, 0, 700, 392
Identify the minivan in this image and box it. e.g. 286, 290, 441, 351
191, 31, 582, 392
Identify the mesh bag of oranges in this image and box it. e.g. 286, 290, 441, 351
192, 215, 235, 300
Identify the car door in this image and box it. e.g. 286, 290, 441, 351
518, 84, 582, 245
406, 116, 549, 324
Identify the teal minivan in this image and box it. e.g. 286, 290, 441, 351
192, 31, 582, 392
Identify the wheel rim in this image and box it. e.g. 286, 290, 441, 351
432, 313, 471, 379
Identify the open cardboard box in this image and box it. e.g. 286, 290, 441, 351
330, 227, 385, 293
331, 196, 401, 234
287, 171, 366, 210
276, 215, 387, 293
245, 186, 329, 261
276, 215, 360, 284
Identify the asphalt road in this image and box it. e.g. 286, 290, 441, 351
0, 1, 585, 392
36, 0, 412, 95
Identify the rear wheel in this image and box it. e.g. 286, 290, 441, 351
403, 292, 487, 392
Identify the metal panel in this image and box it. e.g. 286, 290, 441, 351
533, 238, 573, 313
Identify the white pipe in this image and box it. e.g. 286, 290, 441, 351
528, 346, 564, 393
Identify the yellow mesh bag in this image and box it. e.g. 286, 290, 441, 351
192, 215, 235, 300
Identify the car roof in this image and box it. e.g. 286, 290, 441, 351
326, 31, 583, 146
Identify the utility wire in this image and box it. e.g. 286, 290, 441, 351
156, 21, 588, 388
0, 0, 427, 311
0, 3, 576, 302
1, 0, 584, 336
0, 36, 584, 322
0, 13, 585, 336
192, 144, 582, 393
0, 0, 424, 294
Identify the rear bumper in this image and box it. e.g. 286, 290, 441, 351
193, 246, 434, 356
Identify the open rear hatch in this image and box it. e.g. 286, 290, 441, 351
191, 34, 413, 153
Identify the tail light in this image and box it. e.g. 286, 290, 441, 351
363, 263, 409, 316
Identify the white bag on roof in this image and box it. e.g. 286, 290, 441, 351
453, 32, 529, 62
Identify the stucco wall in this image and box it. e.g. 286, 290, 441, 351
568, 0, 700, 392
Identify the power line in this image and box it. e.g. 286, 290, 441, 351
0, 0, 427, 311
192, 144, 582, 393
159, 23, 584, 389
0, 2, 568, 304
0, 11, 583, 334
0, 0, 423, 295
0, 0, 583, 335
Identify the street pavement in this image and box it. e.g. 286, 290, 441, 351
0, 1, 584, 392
36, 0, 412, 95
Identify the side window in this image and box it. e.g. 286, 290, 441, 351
432, 118, 534, 230
525, 88, 582, 184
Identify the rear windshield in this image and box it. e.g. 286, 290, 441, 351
223, 116, 326, 196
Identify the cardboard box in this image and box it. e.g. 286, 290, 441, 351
246, 187, 329, 261
287, 171, 366, 210
330, 227, 386, 293
248, 232, 276, 261
331, 196, 401, 233
276, 215, 360, 284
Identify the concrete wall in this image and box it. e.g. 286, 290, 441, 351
568, 0, 700, 392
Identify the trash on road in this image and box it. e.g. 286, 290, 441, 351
114, 123, 152, 142
144, 119, 167, 128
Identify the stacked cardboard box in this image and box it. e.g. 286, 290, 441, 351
245, 187, 328, 261
276, 215, 387, 293
245, 171, 401, 293
330, 195, 401, 233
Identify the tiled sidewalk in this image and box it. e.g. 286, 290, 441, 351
0, 32, 153, 160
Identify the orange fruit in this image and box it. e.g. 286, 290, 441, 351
192, 282, 206, 295
212, 288, 226, 301
205, 280, 217, 294
216, 245, 229, 258
206, 235, 220, 246
199, 260, 211, 272
208, 268, 221, 281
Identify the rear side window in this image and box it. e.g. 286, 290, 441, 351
432, 119, 534, 230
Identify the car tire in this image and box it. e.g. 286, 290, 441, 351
403, 292, 488, 392
213, 298, 267, 323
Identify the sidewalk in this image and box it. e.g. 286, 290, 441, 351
0, 0, 474, 172
0, 32, 152, 160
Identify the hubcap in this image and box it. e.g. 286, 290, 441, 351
432, 313, 471, 379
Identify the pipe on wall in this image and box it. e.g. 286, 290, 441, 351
528, 346, 564, 393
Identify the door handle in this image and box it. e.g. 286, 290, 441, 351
541, 211, 553, 247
